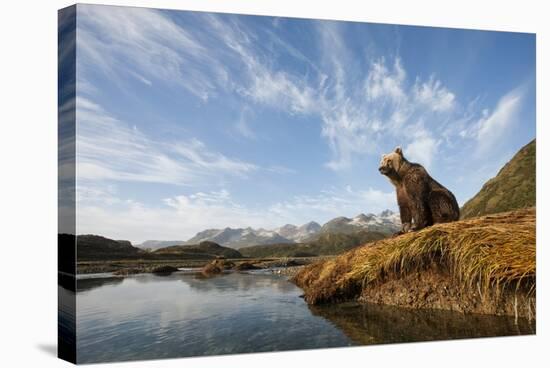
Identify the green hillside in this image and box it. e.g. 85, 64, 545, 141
153, 241, 242, 259
239, 230, 387, 258
461, 139, 536, 219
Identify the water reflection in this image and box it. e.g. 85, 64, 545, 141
70, 272, 534, 364
77, 276, 124, 292
309, 302, 535, 346
75, 271, 297, 294
75, 272, 352, 363
181, 272, 297, 294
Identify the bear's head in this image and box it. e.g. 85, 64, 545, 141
379, 147, 405, 180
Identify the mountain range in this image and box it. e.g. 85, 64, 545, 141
137, 210, 401, 249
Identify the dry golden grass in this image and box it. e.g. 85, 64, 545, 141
293, 208, 536, 304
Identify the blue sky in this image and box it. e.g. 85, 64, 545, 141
71, 4, 535, 243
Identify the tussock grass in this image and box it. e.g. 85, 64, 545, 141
293, 208, 536, 305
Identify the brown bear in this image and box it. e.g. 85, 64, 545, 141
379, 147, 459, 233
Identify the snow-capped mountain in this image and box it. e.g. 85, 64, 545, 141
319, 210, 401, 235
184, 227, 294, 249
170, 210, 399, 249
275, 221, 321, 242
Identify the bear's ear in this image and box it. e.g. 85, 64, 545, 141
394, 146, 403, 155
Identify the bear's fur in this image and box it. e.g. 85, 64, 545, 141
379, 147, 459, 233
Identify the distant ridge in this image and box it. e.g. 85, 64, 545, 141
153, 241, 242, 259
76, 234, 144, 261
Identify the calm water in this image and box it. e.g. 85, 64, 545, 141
64, 271, 534, 364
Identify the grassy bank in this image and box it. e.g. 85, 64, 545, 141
293, 208, 535, 318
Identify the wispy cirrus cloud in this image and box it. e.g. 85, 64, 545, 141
77, 5, 228, 101
365, 58, 407, 102
413, 76, 456, 112
76, 97, 256, 185
470, 88, 524, 154
200, 13, 319, 115
78, 6, 522, 172
208, 18, 523, 171
77, 6, 528, 172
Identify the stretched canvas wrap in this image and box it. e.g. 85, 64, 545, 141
58, 3, 536, 364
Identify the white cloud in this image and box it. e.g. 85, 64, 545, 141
317, 52, 448, 170
246, 70, 317, 114
405, 130, 440, 169
266, 165, 296, 175
365, 58, 406, 102
473, 89, 523, 152
235, 107, 256, 139
201, 13, 318, 115
76, 97, 256, 185
78, 6, 319, 114
77, 7, 527, 174
128, 71, 153, 86
321, 101, 378, 170
452, 87, 524, 156
413, 76, 456, 112
77, 5, 227, 101
311, 23, 461, 170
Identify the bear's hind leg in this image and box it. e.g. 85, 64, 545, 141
429, 190, 459, 223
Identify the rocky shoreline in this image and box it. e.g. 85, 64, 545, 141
77, 257, 316, 277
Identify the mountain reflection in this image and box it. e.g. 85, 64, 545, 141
180, 272, 296, 294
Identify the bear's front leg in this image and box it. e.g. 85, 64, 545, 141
398, 203, 412, 234
396, 187, 412, 235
